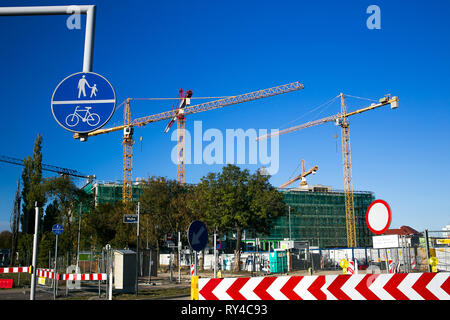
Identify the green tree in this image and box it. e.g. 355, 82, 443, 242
139, 177, 191, 265
42, 199, 59, 234
84, 202, 119, 248
195, 164, 286, 271
37, 232, 54, 267
20, 134, 45, 234
43, 175, 93, 261
0, 231, 12, 249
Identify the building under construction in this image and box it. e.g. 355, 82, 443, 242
271, 185, 374, 248
87, 180, 374, 248
84, 180, 145, 205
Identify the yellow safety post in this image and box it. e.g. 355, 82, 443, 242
191, 276, 199, 300
339, 259, 349, 274
429, 257, 439, 273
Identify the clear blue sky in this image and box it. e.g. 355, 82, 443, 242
0, 0, 449, 233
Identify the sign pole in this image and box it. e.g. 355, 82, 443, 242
136, 202, 140, 296
178, 231, 181, 284
194, 251, 198, 276
76, 203, 82, 271
54, 234, 58, 300
30, 202, 40, 300
106, 244, 112, 300
424, 229, 432, 272
214, 229, 217, 278
0, 5, 96, 73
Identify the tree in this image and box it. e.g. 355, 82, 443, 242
84, 202, 120, 248
139, 177, 191, 268
20, 134, 45, 234
42, 199, 59, 234
195, 164, 286, 271
0, 231, 12, 249
43, 175, 93, 261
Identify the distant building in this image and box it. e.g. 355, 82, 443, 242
384, 225, 420, 236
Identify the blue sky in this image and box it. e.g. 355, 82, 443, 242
0, 0, 449, 233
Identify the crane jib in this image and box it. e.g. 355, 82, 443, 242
131, 82, 304, 127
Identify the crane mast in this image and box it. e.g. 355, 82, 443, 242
339, 93, 357, 248
123, 98, 133, 203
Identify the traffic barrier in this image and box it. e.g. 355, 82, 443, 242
0, 266, 106, 282
61, 273, 107, 281
0, 279, 14, 288
37, 268, 60, 280
0, 267, 30, 273
198, 272, 450, 300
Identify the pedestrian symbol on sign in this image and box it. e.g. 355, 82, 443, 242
51, 71, 116, 134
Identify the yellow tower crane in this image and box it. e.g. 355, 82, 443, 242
74, 81, 305, 202
257, 94, 399, 247
279, 159, 318, 189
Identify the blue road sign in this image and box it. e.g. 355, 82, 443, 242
123, 214, 138, 223
52, 224, 64, 235
51, 72, 116, 133
188, 220, 208, 252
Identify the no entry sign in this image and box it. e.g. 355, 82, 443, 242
366, 199, 392, 235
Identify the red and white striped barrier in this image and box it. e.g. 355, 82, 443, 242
0, 266, 106, 282
198, 273, 450, 300
37, 268, 60, 280
62, 273, 107, 281
0, 267, 30, 273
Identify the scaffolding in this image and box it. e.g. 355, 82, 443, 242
271, 187, 375, 248
87, 181, 145, 205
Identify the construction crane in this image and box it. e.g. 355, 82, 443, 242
257, 93, 399, 247
279, 159, 318, 188
0, 155, 95, 180
73, 81, 305, 202
163, 88, 193, 184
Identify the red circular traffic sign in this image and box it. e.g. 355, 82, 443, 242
366, 199, 391, 235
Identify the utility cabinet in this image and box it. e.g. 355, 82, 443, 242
114, 249, 136, 292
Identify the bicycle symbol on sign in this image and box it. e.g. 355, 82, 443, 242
65, 106, 100, 127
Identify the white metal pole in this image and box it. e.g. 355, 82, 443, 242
214, 230, 217, 278
108, 246, 113, 300
83, 5, 96, 72
178, 231, 181, 283
30, 202, 40, 300
0, 5, 96, 72
53, 234, 58, 300
76, 204, 81, 271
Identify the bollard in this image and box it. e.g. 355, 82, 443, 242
190, 276, 199, 300
429, 257, 439, 273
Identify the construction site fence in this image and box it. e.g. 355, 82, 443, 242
159, 229, 450, 276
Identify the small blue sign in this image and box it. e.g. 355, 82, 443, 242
52, 224, 64, 235
188, 220, 208, 252
51, 72, 116, 133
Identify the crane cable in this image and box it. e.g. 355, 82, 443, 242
278, 93, 379, 130
278, 94, 340, 130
